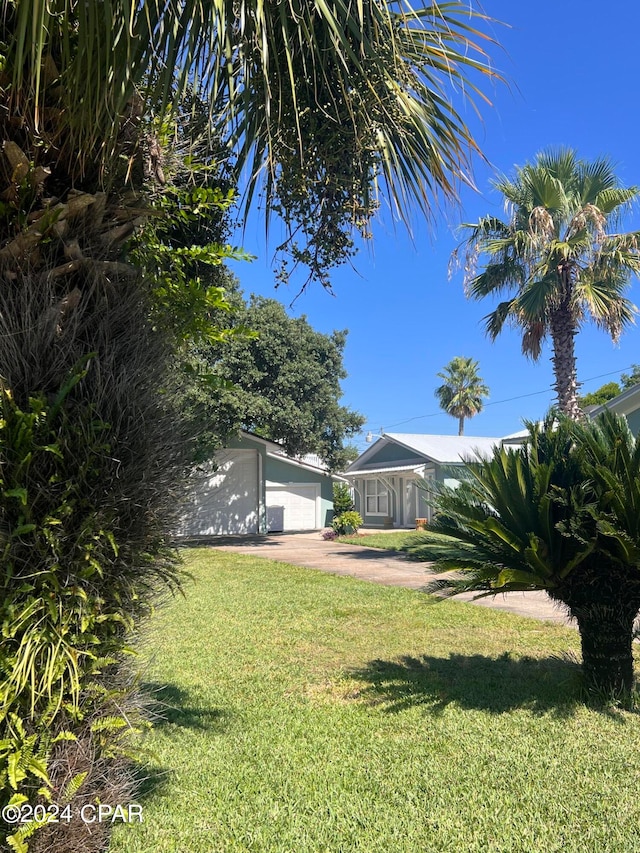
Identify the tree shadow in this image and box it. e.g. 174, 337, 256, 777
141, 681, 229, 732
132, 682, 230, 800
349, 652, 587, 718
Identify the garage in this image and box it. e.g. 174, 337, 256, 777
182, 449, 259, 536
266, 483, 319, 532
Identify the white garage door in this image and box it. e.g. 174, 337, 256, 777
266, 483, 319, 531
182, 449, 259, 536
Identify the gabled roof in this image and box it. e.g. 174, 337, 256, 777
240, 431, 334, 476
345, 432, 502, 473
385, 433, 502, 463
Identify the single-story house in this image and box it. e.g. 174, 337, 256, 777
180, 431, 340, 537
344, 384, 640, 530
343, 433, 502, 529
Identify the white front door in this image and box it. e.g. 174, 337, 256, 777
404, 479, 417, 527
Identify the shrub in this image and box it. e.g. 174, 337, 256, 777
332, 511, 363, 535
420, 411, 640, 697
332, 482, 355, 515
0, 267, 193, 850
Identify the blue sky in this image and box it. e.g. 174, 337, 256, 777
228, 1, 640, 451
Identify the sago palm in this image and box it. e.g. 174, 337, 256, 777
420, 411, 640, 696
435, 356, 488, 435
460, 149, 640, 418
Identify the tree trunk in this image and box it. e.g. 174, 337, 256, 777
458, 416, 464, 436
573, 603, 636, 695
549, 296, 581, 420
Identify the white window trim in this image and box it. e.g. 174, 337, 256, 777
364, 478, 390, 516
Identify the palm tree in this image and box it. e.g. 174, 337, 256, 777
417, 411, 640, 697
460, 149, 640, 419
0, 3, 504, 844
2, 1, 503, 277
435, 356, 488, 435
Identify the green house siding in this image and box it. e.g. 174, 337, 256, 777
212, 433, 336, 532
361, 441, 425, 466
626, 408, 640, 437
265, 455, 335, 528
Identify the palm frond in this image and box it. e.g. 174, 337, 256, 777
3, 0, 504, 227
593, 187, 640, 216
482, 299, 516, 340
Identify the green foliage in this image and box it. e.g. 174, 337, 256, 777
621, 364, 640, 389
197, 293, 365, 470
579, 381, 622, 408
435, 356, 488, 435
578, 365, 640, 407
3, 1, 503, 289
460, 149, 640, 418
332, 511, 363, 535
332, 483, 355, 515
131, 181, 252, 348
418, 411, 640, 694
0, 267, 192, 849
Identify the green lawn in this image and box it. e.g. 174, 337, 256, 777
338, 531, 427, 551
110, 549, 640, 853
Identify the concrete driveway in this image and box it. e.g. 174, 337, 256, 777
207, 531, 572, 626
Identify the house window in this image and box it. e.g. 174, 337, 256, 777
365, 479, 388, 515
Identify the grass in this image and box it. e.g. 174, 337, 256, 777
110, 549, 640, 853
338, 530, 432, 553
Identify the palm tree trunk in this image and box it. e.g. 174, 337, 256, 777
573, 603, 636, 696
458, 416, 464, 436
549, 295, 581, 420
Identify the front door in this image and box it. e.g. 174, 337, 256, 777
404, 479, 417, 527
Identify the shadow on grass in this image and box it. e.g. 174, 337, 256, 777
132, 682, 230, 801
350, 652, 585, 717
142, 681, 229, 732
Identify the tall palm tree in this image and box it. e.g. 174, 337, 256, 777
460, 149, 640, 419
435, 356, 488, 435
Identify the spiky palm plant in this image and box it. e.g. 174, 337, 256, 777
421, 411, 640, 696
0, 4, 503, 847
460, 149, 640, 419
435, 356, 488, 435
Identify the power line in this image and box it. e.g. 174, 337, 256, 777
360, 365, 638, 432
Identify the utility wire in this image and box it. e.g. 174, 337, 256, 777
361, 365, 638, 433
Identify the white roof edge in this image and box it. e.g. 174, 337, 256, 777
589, 383, 640, 417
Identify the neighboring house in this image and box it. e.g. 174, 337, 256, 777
588, 383, 640, 435
180, 432, 339, 537
344, 433, 502, 529
500, 383, 640, 449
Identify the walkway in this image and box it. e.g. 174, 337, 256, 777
207, 531, 572, 626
